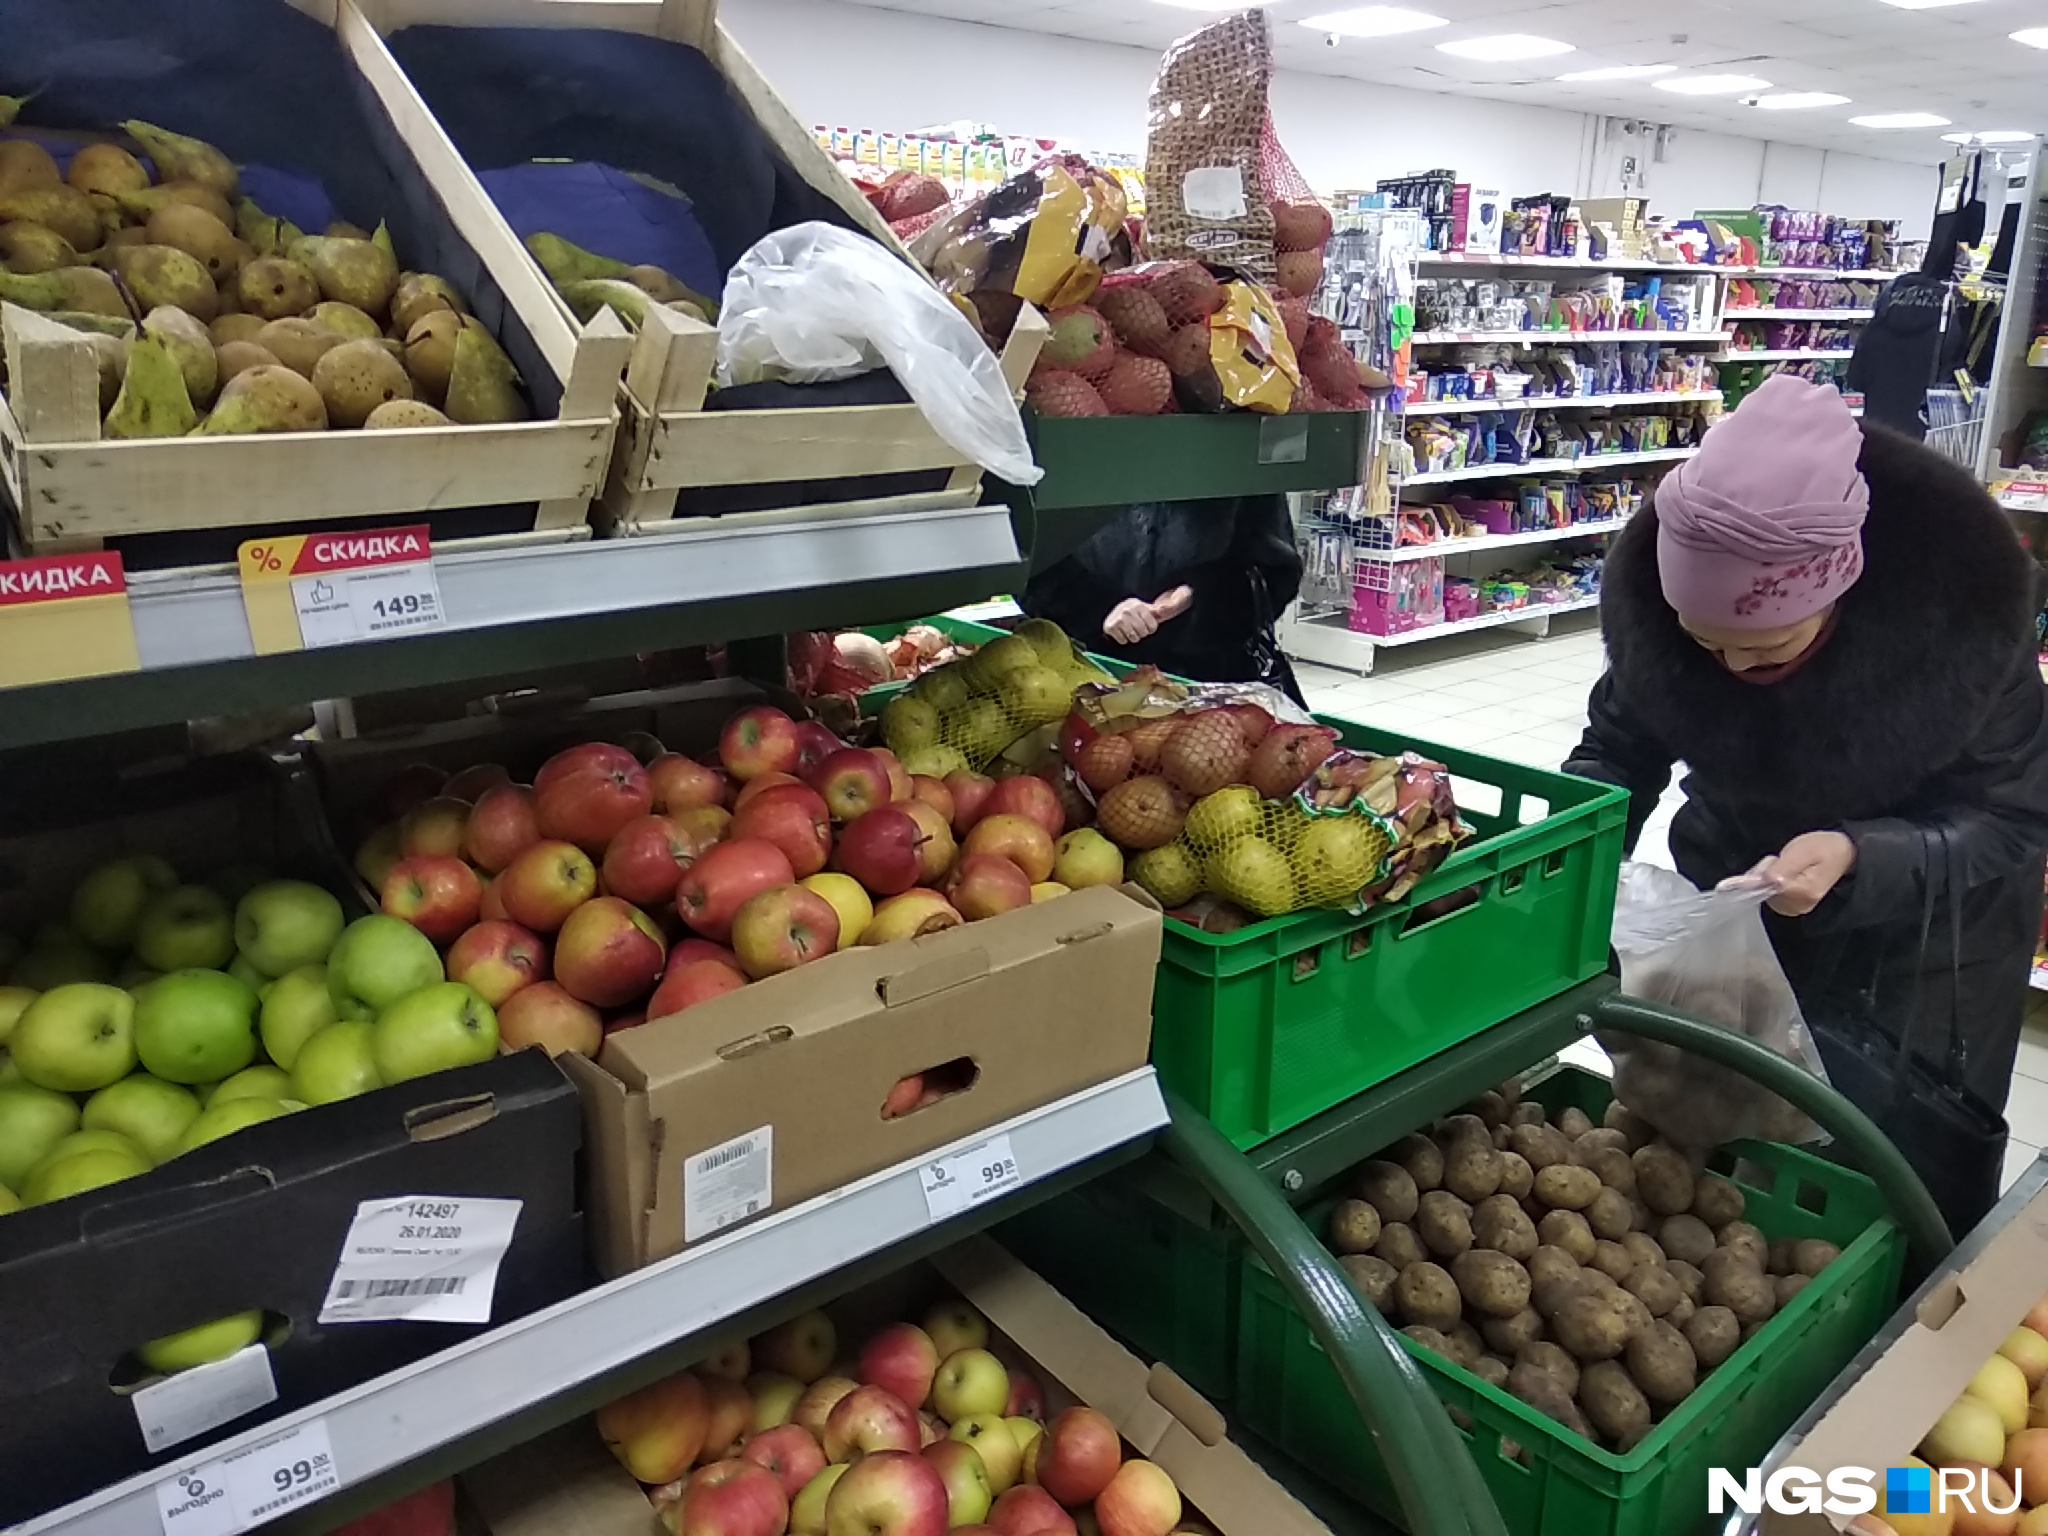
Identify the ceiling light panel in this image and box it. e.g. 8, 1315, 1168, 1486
1556, 63, 1676, 79
1752, 92, 1851, 108
1654, 73, 1773, 94
1435, 32, 1575, 59
1299, 5, 1447, 35
2012, 26, 2048, 45
1941, 129, 2037, 143
1848, 110, 1952, 126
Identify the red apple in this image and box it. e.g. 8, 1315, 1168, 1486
670, 937, 741, 972
442, 763, 510, 802
897, 801, 957, 886
1095, 1460, 1179, 1536
792, 1376, 858, 1440
793, 721, 845, 780
446, 920, 547, 1006
498, 981, 602, 1055
400, 796, 470, 859
742, 1424, 828, 1501
555, 896, 667, 1007
871, 748, 914, 803
732, 784, 833, 879
734, 771, 803, 812
677, 840, 796, 944
909, 776, 955, 827
699, 1376, 755, 1464
989, 1485, 1077, 1536
332, 1480, 455, 1536
923, 1441, 994, 1528
1036, 761, 1091, 834
837, 807, 927, 897
984, 777, 1063, 841
961, 816, 1055, 885
535, 744, 654, 853
814, 748, 894, 823
674, 1459, 787, 1536
598, 1372, 710, 1484
945, 772, 996, 835
731, 884, 840, 979
498, 840, 598, 932
859, 890, 962, 946
947, 854, 1032, 922
824, 1384, 921, 1462
463, 783, 541, 873
651, 753, 728, 814
1037, 1408, 1121, 1506
823, 1451, 947, 1536
1004, 1372, 1044, 1420
381, 854, 484, 944
858, 1324, 940, 1412
605, 814, 700, 906
720, 706, 802, 782
479, 878, 509, 922
381, 762, 446, 821
672, 804, 734, 856
881, 1073, 924, 1120
647, 959, 748, 1020
759, 1313, 839, 1385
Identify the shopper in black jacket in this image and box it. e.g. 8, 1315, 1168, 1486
1021, 495, 1306, 701
1567, 378, 2048, 1212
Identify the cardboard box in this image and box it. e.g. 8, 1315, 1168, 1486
565, 886, 1160, 1275
1450, 185, 1504, 254
1578, 195, 1647, 256
461, 1233, 1325, 1536
0, 1050, 585, 1524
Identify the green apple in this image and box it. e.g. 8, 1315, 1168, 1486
10, 983, 137, 1091
0, 1083, 81, 1187
211, 1065, 292, 1104
371, 982, 496, 1084
139, 1310, 265, 1375
23, 1143, 150, 1204
327, 915, 443, 1022
172, 1096, 290, 1155
0, 1053, 20, 1083
0, 1183, 18, 1215
31, 1127, 149, 1172
0, 986, 37, 1048
82, 1074, 201, 1162
259, 965, 336, 1069
290, 1021, 381, 1105
10, 938, 111, 990
70, 855, 178, 952
227, 953, 268, 993
134, 886, 236, 973
135, 970, 259, 1084
116, 964, 161, 992
234, 880, 345, 979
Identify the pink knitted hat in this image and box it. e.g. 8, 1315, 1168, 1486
1654, 375, 1870, 629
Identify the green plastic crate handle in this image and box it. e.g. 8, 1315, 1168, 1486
1161, 1087, 1511, 1536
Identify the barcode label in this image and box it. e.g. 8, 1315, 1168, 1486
684, 1125, 773, 1243
319, 1196, 520, 1325
331, 1276, 466, 1300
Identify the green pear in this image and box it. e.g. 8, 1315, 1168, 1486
214, 340, 279, 386
236, 256, 318, 321
110, 244, 217, 322
194, 365, 327, 434
325, 221, 369, 240
0, 187, 101, 254
311, 338, 413, 429
112, 180, 233, 230
67, 143, 149, 199
443, 321, 529, 425
254, 317, 344, 379
526, 231, 625, 286
371, 220, 395, 262
104, 335, 197, 438
363, 399, 451, 429
0, 141, 60, 197
209, 312, 265, 346
0, 95, 25, 129
141, 306, 219, 407
307, 301, 380, 341
389, 272, 461, 336
559, 277, 651, 331
234, 197, 303, 258
621, 264, 718, 318
145, 203, 247, 283
39, 310, 136, 338
401, 310, 462, 403
0, 220, 79, 275
0, 264, 130, 317
289, 236, 398, 319
86, 332, 128, 412
123, 121, 238, 200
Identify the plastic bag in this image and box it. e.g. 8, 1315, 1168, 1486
717, 222, 1042, 485
1599, 862, 1829, 1150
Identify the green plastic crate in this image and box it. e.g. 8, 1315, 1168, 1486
1234, 1069, 1908, 1536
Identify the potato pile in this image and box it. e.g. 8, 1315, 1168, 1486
1326, 1084, 1842, 1454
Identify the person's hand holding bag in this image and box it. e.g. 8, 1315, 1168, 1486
1753, 830, 1859, 916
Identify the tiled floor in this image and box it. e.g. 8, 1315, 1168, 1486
1295, 614, 2048, 1193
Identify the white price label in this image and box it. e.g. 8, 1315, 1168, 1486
319, 1195, 522, 1325
919, 1133, 1022, 1221
133, 1343, 278, 1454
291, 562, 444, 648
155, 1419, 339, 1536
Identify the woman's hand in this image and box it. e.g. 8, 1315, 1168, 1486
1102, 586, 1193, 644
1755, 830, 1858, 916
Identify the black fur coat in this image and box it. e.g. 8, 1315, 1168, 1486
1568, 423, 2048, 1111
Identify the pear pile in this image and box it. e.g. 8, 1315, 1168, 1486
0, 119, 530, 438
525, 232, 719, 333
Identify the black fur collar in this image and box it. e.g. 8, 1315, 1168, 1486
1601, 421, 2038, 826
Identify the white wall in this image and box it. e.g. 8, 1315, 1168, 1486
726, 0, 1934, 238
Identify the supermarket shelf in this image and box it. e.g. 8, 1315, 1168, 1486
1405, 447, 1695, 485
1412, 254, 1899, 281
1713, 348, 1857, 361
1279, 593, 1601, 671
1362, 518, 1629, 562
1369, 592, 1602, 644
1401, 389, 1720, 416
16, 1068, 1169, 1536
1410, 329, 1731, 346
1723, 308, 1875, 321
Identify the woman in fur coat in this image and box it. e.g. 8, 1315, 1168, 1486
1567, 375, 2048, 1229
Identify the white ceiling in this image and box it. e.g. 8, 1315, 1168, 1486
828, 0, 2048, 160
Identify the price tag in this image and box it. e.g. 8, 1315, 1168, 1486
237, 526, 445, 655
319, 1195, 522, 1325
155, 1418, 339, 1536
919, 1133, 1022, 1222
0, 551, 140, 690
133, 1343, 278, 1454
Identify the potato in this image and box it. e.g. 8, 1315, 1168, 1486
1516, 1340, 1582, 1396
1586, 1187, 1635, 1242
1463, 1090, 1509, 1127
1496, 1077, 1522, 1109
1657, 1214, 1717, 1267
1445, 1320, 1485, 1369
1690, 1174, 1745, 1228
1374, 1222, 1428, 1271
1793, 1239, 1841, 1277
1339, 1253, 1399, 1312
1553, 1291, 1636, 1361
1666, 1294, 1695, 1329
1580, 1146, 1638, 1197
1626, 1318, 1701, 1408
1538, 1209, 1596, 1265
1534, 1164, 1602, 1211
1580, 1267, 1622, 1297
1442, 1138, 1504, 1203
1402, 1324, 1453, 1360
1395, 1261, 1464, 1330
1510, 1123, 1573, 1170
1508, 1361, 1594, 1439
1453, 1248, 1535, 1319
1578, 1359, 1652, 1449
1528, 1245, 1581, 1287
1621, 1232, 1666, 1271
1533, 1274, 1590, 1322
1556, 1106, 1594, 1139
1388, 1133, 1443, 1193
1328, 1198, 1383, 1255
1474, 1355, 1512, 1389
1717, 1220, 1769, 1269
1774, 1273, 1812, 1307
1509, 1101, 1548, 1128
1767, 1237, 1799, 1276
1437, 1113, 1492, 1149
1496, 1150, 1534, 1200
1603, 1100, 1658, 1150
1417, 1191, 1475, 1259
1683, 1305, 1741, 1369
1482, 1307, 1545, 1355
1492, 1123, 1513, 1150
1666, 1258, 1704, 1303
1624, 1263, 1682, 1318
1472, 1195, 1540, 1260
1628, 1197, 1657, 1234
1574, 1127, 1630, 1159
1355, 1160, 1420, 1224
1633, 1145, 1697, 1216
1704, 1258, 1774, 1328
1590, 1240, 1634, 1282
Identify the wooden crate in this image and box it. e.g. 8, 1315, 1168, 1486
0, 0, 634, 553
360, 0, 1047, 530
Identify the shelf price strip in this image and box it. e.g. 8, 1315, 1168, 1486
919, 1133, 1023, 1220
0, 551, 140, 689
153, 1418, 339, 1536
238, 526, 446, 655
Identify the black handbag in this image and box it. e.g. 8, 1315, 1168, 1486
1804, 826, 2008, 1238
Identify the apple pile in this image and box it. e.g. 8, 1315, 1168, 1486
596, 1298, 1206, 1536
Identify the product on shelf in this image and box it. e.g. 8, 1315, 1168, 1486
526, 232, 718, 332
876, 618, 1112, 773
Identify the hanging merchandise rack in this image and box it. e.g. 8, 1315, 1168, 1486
1978, 150, 2048, 502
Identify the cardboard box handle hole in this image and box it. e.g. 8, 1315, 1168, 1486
716, 1025, 794, 1061
880, 1056, 979, 1121
406, 1094, 499, 1141
108, 1309, 289, 1396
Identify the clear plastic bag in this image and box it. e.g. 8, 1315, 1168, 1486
1598, 862, 1829, 1150
717, 222, 1042, 486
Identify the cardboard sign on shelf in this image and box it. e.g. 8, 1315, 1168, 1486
0, 550, 140, 690
238, 526, 446, 655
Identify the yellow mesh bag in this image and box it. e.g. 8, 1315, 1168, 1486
1173, 789, 1393, 917
881, 619, 1110, 775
